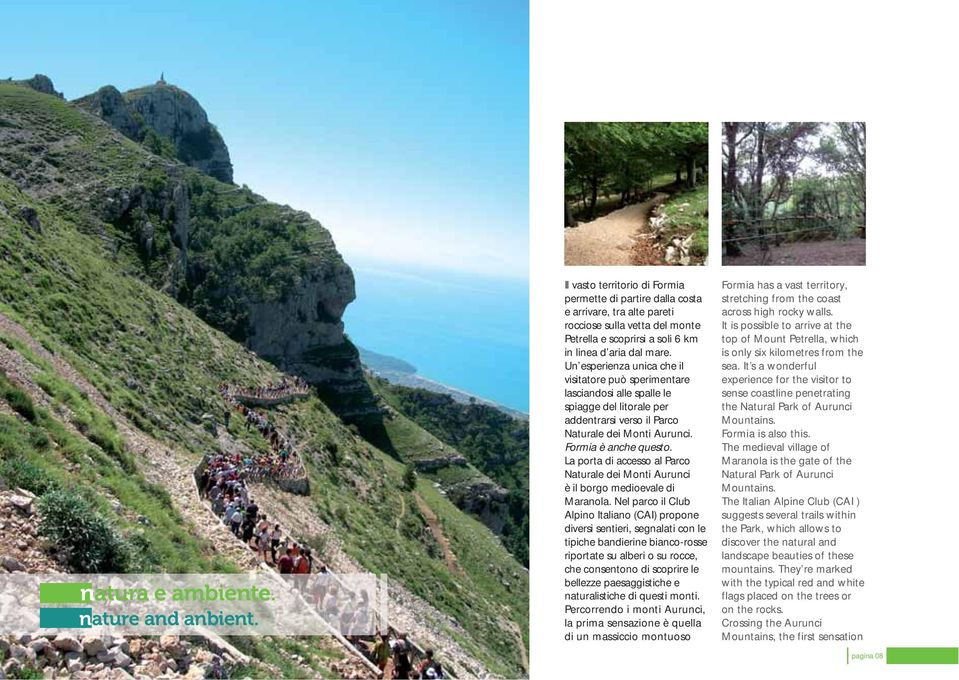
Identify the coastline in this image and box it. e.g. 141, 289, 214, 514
365, 366, 529, 420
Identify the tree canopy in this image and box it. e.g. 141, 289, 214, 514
565, 122, 707, 221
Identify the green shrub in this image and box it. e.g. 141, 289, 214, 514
28, 425, 51, 450
142, 128, 177, 160
0, 458, 59, 496
0, 373, 36, 422
37, 489, 132, 572
690, 230, 708, 258
403, 463, 417, 491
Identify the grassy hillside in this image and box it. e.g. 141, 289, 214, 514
0, 81, 527, 677
0, 368, 225, 573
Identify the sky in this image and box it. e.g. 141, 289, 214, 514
0, 0, 529, 279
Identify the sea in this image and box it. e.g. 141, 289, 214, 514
343, 262, 529, 414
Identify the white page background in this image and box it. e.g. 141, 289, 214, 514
529, 2, 959, 677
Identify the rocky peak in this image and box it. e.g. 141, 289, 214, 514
75, 81, 234, 183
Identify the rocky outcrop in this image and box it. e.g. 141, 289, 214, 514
0, 489, 61, 574
5, 74, 63, 98
414, 454, 468, 472
446, 480, 510, 534
98, 167, 190, 290
1, 631, 241, 678
247, 265, 378, 419
96, 172, 374, 413
247, 261, 353, 374
76, 81, 234, 183
76, 82, 372, 408
74, 85, 140, 138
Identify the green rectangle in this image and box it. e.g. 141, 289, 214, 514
39, 582, 92, 604
39, 607, 92, 628
887, 648, 959, 665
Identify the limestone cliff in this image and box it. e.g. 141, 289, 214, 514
74, 85, 140, 139
96, 170, 375, 419
246, 256, 378, 419
76, 81, 234, 183
447, 480, 510, 534
98, 167, 191, 293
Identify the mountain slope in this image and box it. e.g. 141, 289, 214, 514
374, 377, 530, 566
0, 79, 527, 678
0, 78, 375, 419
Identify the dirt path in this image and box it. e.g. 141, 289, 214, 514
565, 193, 667, 265
413, 493, 463, 576
723, 239, 866, 266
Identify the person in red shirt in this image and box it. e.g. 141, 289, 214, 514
277, 547, 295, 574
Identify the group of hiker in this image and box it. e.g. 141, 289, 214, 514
201, 458, 357, 624
371, 635, 446, 679
201, 450, 446, 676
205, 379, 447, 678
223, 377, 310, 403
218, 384, 304, 479
201, 453, 306, 563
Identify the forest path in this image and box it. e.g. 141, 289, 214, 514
564, 193, 667, 265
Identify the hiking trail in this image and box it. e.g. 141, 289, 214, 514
564, 193, 667, 265
413, 493, 463, 576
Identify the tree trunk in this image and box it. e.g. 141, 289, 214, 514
752, 124, 767, 223
588, 176, 599, 219
686, 156, 696, 187
770, 200, 782, 246
675, 166, 682, 184
753, 126, 769, 259
723, 123, 742, 256
723, 124, 738, 194
565, 202, 576, 228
